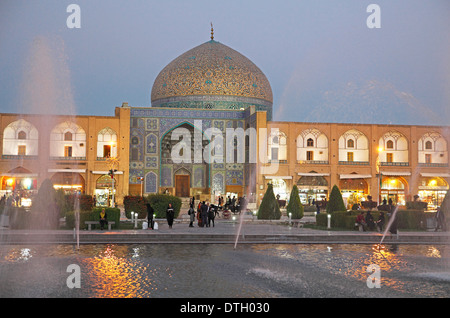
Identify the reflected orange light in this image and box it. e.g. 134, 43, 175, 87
81, 245, 153, 298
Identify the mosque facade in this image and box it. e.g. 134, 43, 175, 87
0, 32, 449, 210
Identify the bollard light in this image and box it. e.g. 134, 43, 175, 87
289, 212, 292, 225
131, 211, 134, 223
327, 214, 331, 229
134, 212, 138, 228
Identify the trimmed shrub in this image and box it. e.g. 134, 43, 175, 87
257, 183, 281, 220
146, 194, 182, 219
286, 185, 303, 219
406, 201, 427, 210
316, 209, 429, 230
65, 207, 120, 229
326, 185, 346, 214
124, 196, 147, 219
65, 210, 92, 229
91, 207, 120, 229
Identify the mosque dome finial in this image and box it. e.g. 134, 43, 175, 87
210, 22, 214, 41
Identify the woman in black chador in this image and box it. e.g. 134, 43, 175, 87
166, 203, 174, 229
146, 203, 154, 230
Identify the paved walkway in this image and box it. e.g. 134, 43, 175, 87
1, 218, 449, 245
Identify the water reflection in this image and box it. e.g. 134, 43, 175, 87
0, 243, 449, 298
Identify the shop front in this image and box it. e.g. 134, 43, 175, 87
95, 174, 116, 207
264, 176, 292, 206
418, 174, 449, 210
380, 176, 407, 206
297, 172, 329, 206
0, 168, 38, 207
339, 174, 371, 209
49, 169, 86, 195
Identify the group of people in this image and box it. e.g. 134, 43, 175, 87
355, 210, 387, 233
190, 197, 217, 228
145, 197, 219, 230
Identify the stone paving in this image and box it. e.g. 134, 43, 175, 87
1, 216, 449, 245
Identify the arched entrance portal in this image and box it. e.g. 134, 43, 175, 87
175, 168, 190, 197
160, 122, 210, 198
95, 174, 116, 206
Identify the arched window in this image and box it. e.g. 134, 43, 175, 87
425, 140, 432, 150
347, 139, 354, 148
64, 131, 73, 141
307, 138, 314, 147
386, 140, 394, 149
18, 131, 27, 140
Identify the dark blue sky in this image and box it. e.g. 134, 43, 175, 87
1, 0, 449, 125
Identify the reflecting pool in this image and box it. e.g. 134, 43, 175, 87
0, 244, 449, 298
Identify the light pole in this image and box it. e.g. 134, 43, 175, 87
106, 156, 119, 208
376, 147, 383, 206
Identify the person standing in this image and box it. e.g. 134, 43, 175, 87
201, 201, 208, 227
435, 207, 446, 232
208, 204, 215, 227
388, 206, 398, 239
188, 205, 195, 227
146, 203, 154, 230
166, 203, 174, 229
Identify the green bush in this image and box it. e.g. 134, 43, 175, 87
316, 213, 327, 227
304, 205, 317, 212
146, 194, 182, 219
316, 209, 429, 230
406, 201, 427, 210
66, 207, 120, 229
286, 185, 303, 219
124, 196, 147, 218
326, 185, 346, 214
91, 207, 120, 229
65, 210, 92, 229
257, 183, 281, 220
395, 209, 428, 230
